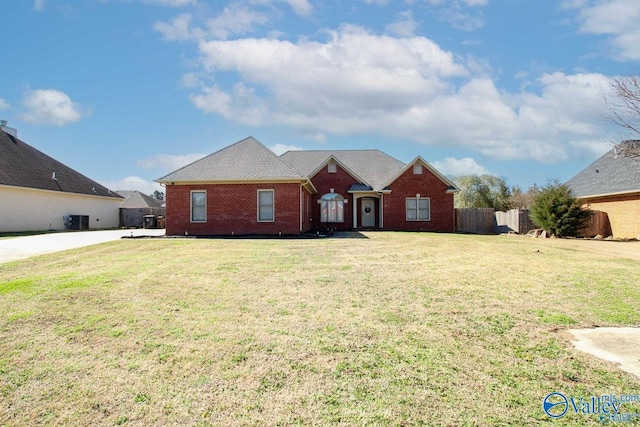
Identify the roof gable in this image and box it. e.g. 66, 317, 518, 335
157, 136, 304, 183
119, 190, 164, 208
566, 140, 640, 198
0, 130, 122, 199
279, 149, 405, 190
382, 156, 459, 192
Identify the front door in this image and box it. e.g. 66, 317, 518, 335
361, 198, 376, 228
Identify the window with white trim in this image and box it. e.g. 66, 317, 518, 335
320, 193, 344, 222
191, 191, 206, 222
413, 163, 423, 174
406, 197, 430, 221
258, 190, 274, 222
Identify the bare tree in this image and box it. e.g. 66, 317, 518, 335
605, 75, 640, 158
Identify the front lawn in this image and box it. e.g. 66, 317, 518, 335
1, 233, 639, 425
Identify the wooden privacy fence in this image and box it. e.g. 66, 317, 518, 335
577, 210, 611, 238
495, 209, 536, 235
455, 208, 495, 234
455, 208, 537, 235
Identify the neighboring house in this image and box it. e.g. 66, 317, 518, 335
117, 190, 166, 228
0, 125, 123, 232
157, 136, 459, 236
566, 140, 640, 239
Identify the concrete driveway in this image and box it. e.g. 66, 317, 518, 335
0, 229, 165, 264
569, 327, 640, 379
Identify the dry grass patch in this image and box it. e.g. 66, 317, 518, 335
1, 233, 639, 425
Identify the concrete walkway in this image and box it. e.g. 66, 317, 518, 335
569, 327, 640, 379
0, 229, 165, 264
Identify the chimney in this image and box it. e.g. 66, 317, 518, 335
0, 120, 17, 138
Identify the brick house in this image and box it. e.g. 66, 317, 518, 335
157, 136, 459, 236
566, 140, 640, 239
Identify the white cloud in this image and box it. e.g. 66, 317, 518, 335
269, 143, 304, 155
21, 89, 88, 126
572, 0, 640, 60
0, 98, 9, 111
154, 4, 269, 41
432, 157, 490, 176
33, 0, 45, 11
206, 4, 269, 40
174, 24, 614, 163
154, 13, 203, 41
462, 0, 488, 6
386, 10, 419, 37
279, 0, 313, 16
100, 176, 163, 194
438, 7, 485, 31
137, 153, 206, 170
179, 72, 202, 88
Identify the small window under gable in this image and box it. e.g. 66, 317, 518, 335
328, 160, 337, 174
413, 163, 423, 174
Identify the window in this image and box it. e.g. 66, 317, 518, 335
191, 191, 206, 222
413, 163, 423, 174
258, 190, 274, 222
406, 197, 430, 221
328, 161, 337, 173
320, 193, 344, 222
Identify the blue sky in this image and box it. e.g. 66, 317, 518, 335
1, 0, 638, 194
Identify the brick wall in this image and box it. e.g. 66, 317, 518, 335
165, 183, 303, 236
308, 164, 358, 231
584, 193, 640, 239
383, 166, 455, 232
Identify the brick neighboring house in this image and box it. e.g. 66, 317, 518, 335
157, 136, 459, 236
566, 140, 640, 239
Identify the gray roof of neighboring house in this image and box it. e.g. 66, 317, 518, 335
118, 190, 164, 209
0, 129, 122, 199
279, 149, 406, 190
157, 136, 303, 182
566, 140, 640, 198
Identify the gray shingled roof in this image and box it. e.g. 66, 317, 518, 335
279, 150, 406, 190
118, 190, 164, 209
157, 136, 303, 182
0, 129, 122, 199
566, 140, 640, 198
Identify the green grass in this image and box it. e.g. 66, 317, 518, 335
0, 233, 639, 425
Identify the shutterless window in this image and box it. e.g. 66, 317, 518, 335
406, 197, 430, 221
413, 163, 423, 174
328, 161, 337, 173
258, 190, 274, 222
320, 193, 344, 223
191, 191, 206, 222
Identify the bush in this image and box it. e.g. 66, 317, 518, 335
530, 183, 589, 237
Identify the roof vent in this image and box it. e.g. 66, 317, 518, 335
0, 120, 17, 139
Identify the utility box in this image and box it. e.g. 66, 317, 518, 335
143, 215, 157, 229
69, 215, 89, 230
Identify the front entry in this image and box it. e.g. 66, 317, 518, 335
361, 198, 376, 228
